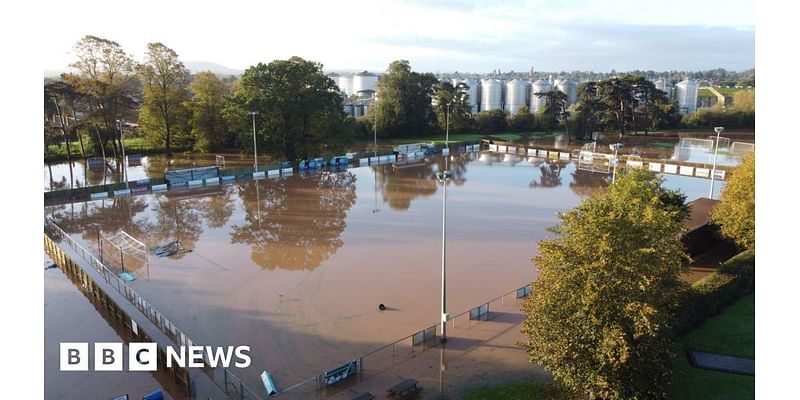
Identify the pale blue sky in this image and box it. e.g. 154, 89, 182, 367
41, 0, 755, 73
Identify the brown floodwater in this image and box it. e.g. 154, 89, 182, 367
43, 151, 728, 395
44, 254, 184, 400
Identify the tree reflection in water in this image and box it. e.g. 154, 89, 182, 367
374, 156, 467, 211
529, 161, 566, 188
231, 171, 357, 271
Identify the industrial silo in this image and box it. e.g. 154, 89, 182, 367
505, 79, 529, 115
453, 78, 480, 113
353, 71, 378, 94
675, 79, 699, 115
530, 79, 552, 113
338, 74, 353, 96
481, 78, 502, 112
654, 78, 674, 97
556, 79, 578, 105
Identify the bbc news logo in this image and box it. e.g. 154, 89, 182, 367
60, 342, 251, 371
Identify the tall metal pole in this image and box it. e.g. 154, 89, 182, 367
373, 109, 378, 157
118, 119, 128, 188
709, 127, 724, 199
445, 102, 450, 171
612, 147, 617, 183
440, 171, 448, 343
250, 112, 259, 172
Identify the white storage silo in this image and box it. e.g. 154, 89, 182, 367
505, 79, 529, 115
556, 79, 578, 105
453, 78, 480, 113
675, 79, 698, 115
481, 78, 502, 112
353, 71, 378, 94
338, 74, 353, 96
530, 79, 552, 113
654, 78, 673, 97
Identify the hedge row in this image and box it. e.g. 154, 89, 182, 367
675, 250, 755, 335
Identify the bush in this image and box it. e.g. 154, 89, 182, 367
675, 250, 755, 334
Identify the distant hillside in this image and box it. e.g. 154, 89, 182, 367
184, 61, 242, 76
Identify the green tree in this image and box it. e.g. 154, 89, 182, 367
372, 60, 439, 137
522, 170, 688, 400
65, 35, 139, 158
138, 42, 192, 156
712, 152, 755, 250
433, 81, 474, 134
536, 90, 568, 134
510, 106, 537, 132
474, 109, 508, 134
186, 72, 231, 152
228, 57, 348, 160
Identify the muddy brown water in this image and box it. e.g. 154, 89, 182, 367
44, 152, 727, 395
44, 254, 184, 400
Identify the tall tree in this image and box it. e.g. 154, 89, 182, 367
536, 90, 568, 134
522, 170, 689, 400
432, 81, 473, 134
228, 57, 348, 161
712, 152, 755, 250
372, 60, 439, 137
65, 35, 138, 158
138, 42, 191, 156
575, 81, 603, 140
186, 72, 231, 152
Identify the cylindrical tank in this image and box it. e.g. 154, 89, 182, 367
452, 78, 481, 113
353, 71, 378, 94
556, 79, 578, 105
338, 74, 353, 96
530, 79, 552, 113
675, 79, 698, 115
505, 79, 529, 115
654, 78, 673, 97
481, 79, 502, 112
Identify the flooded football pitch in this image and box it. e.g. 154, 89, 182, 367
44, 150, 731, 395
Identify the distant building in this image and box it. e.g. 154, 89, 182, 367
675, 79, 699, 115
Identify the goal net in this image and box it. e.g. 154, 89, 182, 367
100, 230, 150, 280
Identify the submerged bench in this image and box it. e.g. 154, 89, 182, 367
387, 378, 420, 399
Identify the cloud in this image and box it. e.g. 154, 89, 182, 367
365, 23, 755, 72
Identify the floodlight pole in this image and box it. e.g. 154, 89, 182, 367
251, 111, 259, 172
709, 126, 724, 199
609, 143, 622, 183
117, 119, 128, 188
440, 170, 448, 343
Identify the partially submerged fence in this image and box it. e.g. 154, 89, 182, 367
45, 221, 263, 400
273, 282, 534, 398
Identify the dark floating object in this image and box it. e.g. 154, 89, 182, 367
378, 304, 386, 311
152, 241, 186, 257
45, 261, 58, 270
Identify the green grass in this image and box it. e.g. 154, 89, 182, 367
386, 132, 523, 145
462, 380, 574, 400
683, 293, 755, 358
671, 293, 754, 400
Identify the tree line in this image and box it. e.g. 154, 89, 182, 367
45, 35, 354, 163
45, 36, 755, 164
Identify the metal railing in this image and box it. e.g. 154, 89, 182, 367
45, 220, 264, 400
275, 282, 533, 398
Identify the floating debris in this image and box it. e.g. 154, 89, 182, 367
151, 241, 189, 257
